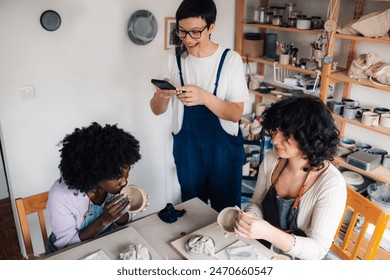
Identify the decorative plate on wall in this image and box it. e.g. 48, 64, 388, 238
127, 10, 157, 45
40, 10, 61, 31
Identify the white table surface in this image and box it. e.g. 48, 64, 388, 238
43, 197, 273, 260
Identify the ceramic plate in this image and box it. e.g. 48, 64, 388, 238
127, 10, 157, 45
342, 171, 364, 185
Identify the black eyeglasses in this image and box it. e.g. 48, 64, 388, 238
176, 25, 208, 39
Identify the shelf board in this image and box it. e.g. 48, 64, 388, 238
335, 33, 390, 45
242, 22, 322, 35
329, 71, 390, 93
334, 156, 390, 185
249, 89, 281, 101
242, 56, 320, 76
332, 114, 390, 137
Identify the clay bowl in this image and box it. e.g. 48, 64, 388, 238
217, 206, 241, 237
120, 185, 148, 213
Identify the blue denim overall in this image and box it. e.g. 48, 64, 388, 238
172, 48, 246, 212
46, 195, 114, 254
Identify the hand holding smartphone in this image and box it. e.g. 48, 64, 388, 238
151, 79, 176, 90
151, 79, 187, 93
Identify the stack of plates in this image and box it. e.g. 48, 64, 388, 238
342, 171, 365, 186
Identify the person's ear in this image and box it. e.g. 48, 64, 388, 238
209, 22, 216, 33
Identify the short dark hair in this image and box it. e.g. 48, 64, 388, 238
175, 0, 217, 28
58, 122, 141, 192
261, 95, 339, 170
174, 0, 217, 56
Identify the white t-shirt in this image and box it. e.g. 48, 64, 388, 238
161, 45, 249, 136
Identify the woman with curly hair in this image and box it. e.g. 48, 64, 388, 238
46, 122, 141, 254
235, 95, 347, 260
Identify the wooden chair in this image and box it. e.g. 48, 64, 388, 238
15, 191, 49, 259
331, 187, 389, 260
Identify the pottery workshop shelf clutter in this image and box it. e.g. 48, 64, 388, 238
318, 0, 390, 188
235, 0, 329, 101
236, 0, 390, 185
236, 0, 390, 258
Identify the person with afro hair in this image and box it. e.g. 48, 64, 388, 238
46, 122, 141, 254
234, 95, 347, 260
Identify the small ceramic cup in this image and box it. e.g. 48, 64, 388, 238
380, 113, 390, 128
361, 111, 380, 127
279, 54, 290, 65
217, 206, 241, 237
343, 106, 359, 120
120, 185, 149, 213
333, 102, 345, 115
339, 138, 356, 150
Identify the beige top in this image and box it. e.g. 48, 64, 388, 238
245, 151, 347, 260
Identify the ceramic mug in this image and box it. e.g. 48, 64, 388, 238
361, 111, 379, 127
333, 102, 345, 115
342, 98, 360, 107
343, 106, 359, 120
380, 113, 390, 128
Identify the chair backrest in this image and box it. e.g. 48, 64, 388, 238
15, 191, 49, 259
331, 187, 389, 260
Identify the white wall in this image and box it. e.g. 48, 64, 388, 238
0, 0, 236, 256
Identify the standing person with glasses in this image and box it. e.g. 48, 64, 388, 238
150, 0, 248, 212
234, 96, 347, 260
45, 122, 142, 254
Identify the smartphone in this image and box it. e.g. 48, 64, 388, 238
151, 79, 176, 90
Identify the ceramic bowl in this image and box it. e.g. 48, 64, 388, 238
339, 138, 356, 150
217, 206, 241, 237
120, 185, 148, 213
367, 183, 390, 214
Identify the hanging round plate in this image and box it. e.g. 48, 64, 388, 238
127, 10, 157, 45
40, 10, 61, 31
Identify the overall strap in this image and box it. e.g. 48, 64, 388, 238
175, 47, 185, 86
213, 48, 230, 95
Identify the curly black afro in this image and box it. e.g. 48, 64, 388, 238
58, 122, 141, 192
261, 95, 339, 171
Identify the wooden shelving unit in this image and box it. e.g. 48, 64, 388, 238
319, 0, 390, 185
236, 0, 390, 258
